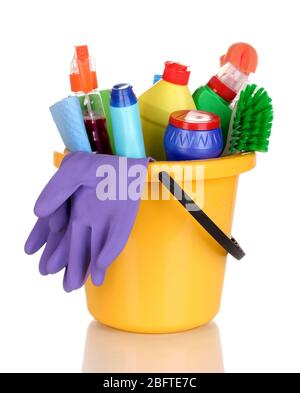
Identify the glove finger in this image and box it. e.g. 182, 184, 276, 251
46, 225, 71, 274
34, 152, 87, 218
90, 226, 111, 286
39, 229, 66, 275
91, 210, 137, 285
24, 217, 50, 255
49, 201, 70, 232
63, 223, 91, 292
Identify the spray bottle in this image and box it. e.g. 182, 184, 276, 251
193, 43, 258, 148
70, 45, 112, 154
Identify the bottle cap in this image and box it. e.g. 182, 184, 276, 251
162, 61, 190, 86
220, 43, 258, 74
70, 45, 98, 93
110, 83, 137, 107
169, 110, 220, 131
208, 62, 249, 103
207, 75, 237, 102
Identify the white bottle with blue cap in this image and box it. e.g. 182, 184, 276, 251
110, 83, 146, 158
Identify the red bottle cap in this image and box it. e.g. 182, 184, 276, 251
169, 110, 220, 131
162, 61, 190, 86
207, 76, 237, 102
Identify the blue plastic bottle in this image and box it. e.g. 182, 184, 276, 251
110, 83, 146, 158
164, 110, 223, 161
153, 74, 162, 84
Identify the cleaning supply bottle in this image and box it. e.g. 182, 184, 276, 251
139, 61, 196, 161
70, 45, 112, 154
110, 84, 145, 158
153, 74, 162, 84
164, 110, 223, 161
193, 43, 258, 149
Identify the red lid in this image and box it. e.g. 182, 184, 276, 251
169, 110, 220, 131
162, 61, 190, 86
207, 76, 237, 102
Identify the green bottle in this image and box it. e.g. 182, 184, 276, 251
100, 89, 115, 154
193, 63, 249, 148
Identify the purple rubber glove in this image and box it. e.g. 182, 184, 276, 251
26, 152, 149, 292
24, 203, 69, 275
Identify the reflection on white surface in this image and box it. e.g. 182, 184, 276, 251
82, 321, 224, 373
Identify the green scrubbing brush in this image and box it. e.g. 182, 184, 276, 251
222, 84, 273, 156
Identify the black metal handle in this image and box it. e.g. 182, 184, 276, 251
159, 171, 245, 260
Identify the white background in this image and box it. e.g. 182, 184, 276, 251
0, 0, 299, 373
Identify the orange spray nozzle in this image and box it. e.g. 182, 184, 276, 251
70, 45, 98, 93
220, 42, 258, 75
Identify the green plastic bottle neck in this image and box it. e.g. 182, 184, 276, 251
203, 85, 230, 106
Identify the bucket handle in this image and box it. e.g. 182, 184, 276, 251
159, 171, 245, 260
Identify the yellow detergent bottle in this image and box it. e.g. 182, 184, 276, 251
139, 61, 196, 160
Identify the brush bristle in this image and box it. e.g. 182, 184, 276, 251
230, 84, 273, 153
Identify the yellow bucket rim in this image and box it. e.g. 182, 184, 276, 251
53, 150, 256, 181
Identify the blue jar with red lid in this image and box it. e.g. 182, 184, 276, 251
164, 110, 223, 161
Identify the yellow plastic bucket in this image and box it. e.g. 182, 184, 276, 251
54, 152, 255, 333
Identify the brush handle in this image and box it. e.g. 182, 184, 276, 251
221, 102, 237, 156
159, 171, 245, 260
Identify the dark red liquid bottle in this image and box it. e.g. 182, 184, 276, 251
84, 115, 112, 154
69, 45, 113, 154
